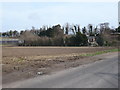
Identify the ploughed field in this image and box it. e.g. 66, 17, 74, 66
2, 46, 115, 84
2, 47, 114, 57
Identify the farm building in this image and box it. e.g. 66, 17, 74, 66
0, 37, 23, 45
87, 36, 98, 46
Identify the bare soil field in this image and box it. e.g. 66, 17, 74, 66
2, 46, 114, 57
2, 46, 116, 84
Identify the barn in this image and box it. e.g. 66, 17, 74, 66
0, 37, 23, 45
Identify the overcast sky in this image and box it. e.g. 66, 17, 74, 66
118, 1, 120, 25
1, 2, 118, 32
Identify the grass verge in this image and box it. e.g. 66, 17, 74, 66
81, 48, 120, 57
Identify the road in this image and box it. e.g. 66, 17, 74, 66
3, 52, 118, 88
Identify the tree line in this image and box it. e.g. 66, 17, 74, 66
1, 22, 120, 46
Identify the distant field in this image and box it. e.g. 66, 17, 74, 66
2, 46, 115, 57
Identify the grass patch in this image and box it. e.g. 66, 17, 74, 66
81, 49, 120, 57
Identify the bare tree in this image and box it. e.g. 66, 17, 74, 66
65, 23, 70, 35
78, 25, 80, 32
20, 31, 39, 46
88, 24, 93, 36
